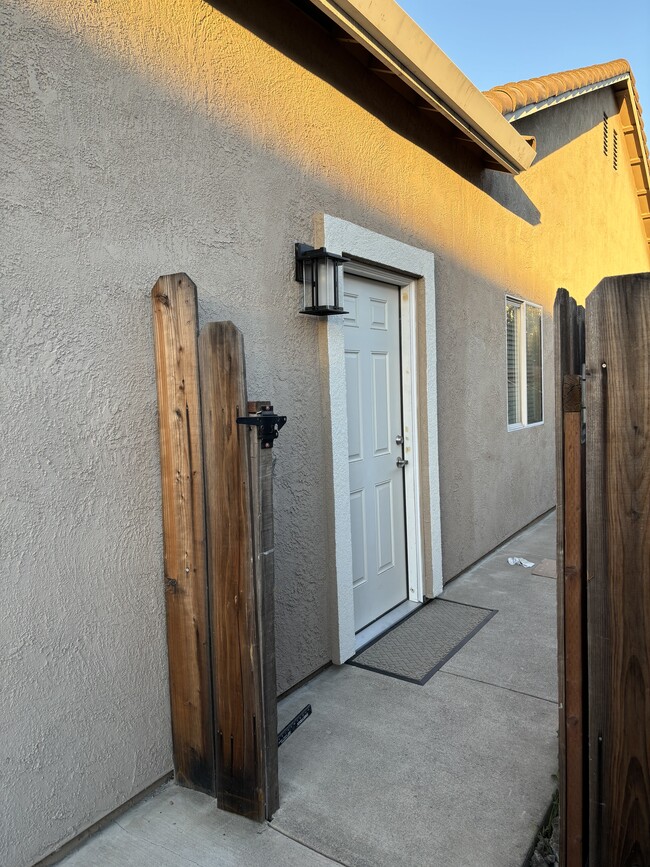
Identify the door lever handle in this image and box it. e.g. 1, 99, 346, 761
396, 457, 408, 469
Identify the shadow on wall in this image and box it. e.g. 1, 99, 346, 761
208, 0, 542, 226
5, 0, 562, 702
482, 170, 541, 225
3, 4, 642, 866
481, 90, 609, 223
513, 89, 611, 164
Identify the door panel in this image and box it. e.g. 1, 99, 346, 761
345, 351, 363, 461
371, 352, 390, 454
375, 480, 395, 572
344, 274, 408, 630
350, 489, 367, 587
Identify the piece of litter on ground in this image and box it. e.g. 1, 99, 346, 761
507, 557, 535, 568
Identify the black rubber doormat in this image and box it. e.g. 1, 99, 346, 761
348, 598, 497, 685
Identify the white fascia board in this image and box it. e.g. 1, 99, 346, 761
307, 0, 536, 173
505, 73, 630, 121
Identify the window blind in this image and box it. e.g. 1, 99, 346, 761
526, 305, 542, 423
506, 301, 521, 426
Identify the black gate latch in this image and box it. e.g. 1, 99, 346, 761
236, 405, 287, 449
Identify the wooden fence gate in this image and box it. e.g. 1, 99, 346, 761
556, 273, 650, 867
151, 273, 282, 821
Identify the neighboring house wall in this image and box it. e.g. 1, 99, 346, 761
2, 0, 649, 865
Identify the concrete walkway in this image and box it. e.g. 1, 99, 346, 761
60, 513, 558, 867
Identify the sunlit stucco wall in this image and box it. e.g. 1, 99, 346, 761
436, 84, 650, 576
2, 0, 649, 863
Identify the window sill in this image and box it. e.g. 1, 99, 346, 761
507, 421, 544, 432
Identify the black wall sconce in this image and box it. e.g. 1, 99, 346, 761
295, 243, 349, 316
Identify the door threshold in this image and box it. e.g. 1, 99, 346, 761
354, 600, 421, 653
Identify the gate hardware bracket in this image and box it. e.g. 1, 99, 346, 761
236, 405, 287, 449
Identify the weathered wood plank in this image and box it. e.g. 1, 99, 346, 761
151, 273, 215, 795
554, 288, 571, 865
555, 289, 587, 867
248, 401, 280, 819
586, 272, 650, 866
199, 323, 265, 821
562, 374, 585, 867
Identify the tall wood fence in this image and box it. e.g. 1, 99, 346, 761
556, 273, 650, 867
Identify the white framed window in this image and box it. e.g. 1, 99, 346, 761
506, 296, 543, 429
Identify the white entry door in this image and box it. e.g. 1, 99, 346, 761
344, 274, 408, 631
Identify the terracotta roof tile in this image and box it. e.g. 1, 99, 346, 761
483, 59, 648, 160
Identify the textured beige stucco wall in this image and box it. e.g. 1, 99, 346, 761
2, 0, 649, 864
436, 86, 650, 578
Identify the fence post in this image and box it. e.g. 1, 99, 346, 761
554, 288, 586, 866
199, 322, 265, 821
562, 373, 586, 866
151, 273, 215, 795
248, 401, 280, 819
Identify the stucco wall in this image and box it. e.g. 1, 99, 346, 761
436, 88, 650, 578
2, 0, 649, 864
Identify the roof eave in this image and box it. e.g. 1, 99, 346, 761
483, 59, 649, 247
502, 73, 630, 122
491, 72, 650, 248
305, 0, 536, 174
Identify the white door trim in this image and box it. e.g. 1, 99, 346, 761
314, 215, 443, 665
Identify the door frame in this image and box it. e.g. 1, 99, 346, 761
315, 215, 443, 664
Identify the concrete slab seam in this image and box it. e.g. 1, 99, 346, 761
268, 822, 351, 866
437, 670, 559, 705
